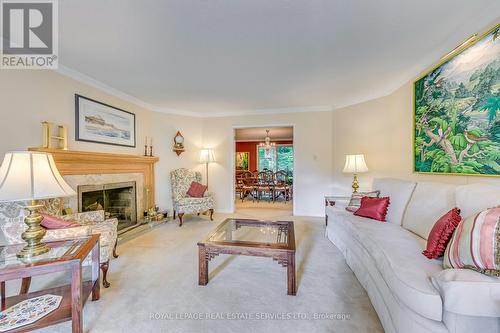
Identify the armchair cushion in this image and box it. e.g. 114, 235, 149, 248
176, 196, 214, 214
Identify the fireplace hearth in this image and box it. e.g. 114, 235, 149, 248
78, 181, 138, 232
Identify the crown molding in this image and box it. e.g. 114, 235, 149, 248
204, 105, 334, 118
56, 62, 409, 118
55, 64, 201, 117
56, 65, 336, 118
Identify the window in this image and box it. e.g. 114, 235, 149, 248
257, 147, 276, 172
257, 145, 294, 177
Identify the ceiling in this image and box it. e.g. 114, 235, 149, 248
235, 127, 293, 141
58, 1, 500, 117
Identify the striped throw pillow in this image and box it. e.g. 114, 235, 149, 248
346, 190, 380, 212
443, 207, 500, 276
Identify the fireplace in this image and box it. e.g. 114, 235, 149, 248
78, 181, 138, 232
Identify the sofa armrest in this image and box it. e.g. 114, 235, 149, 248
88, 220, 118, 249
75, 210, 105, 223
102, 217, 119, 229
204, 191, 214, 198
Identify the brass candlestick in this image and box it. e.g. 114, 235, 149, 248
17, 200, 50, 258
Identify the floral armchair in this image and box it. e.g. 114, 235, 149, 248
0, 198, 118, 288
170, 168, 214, 226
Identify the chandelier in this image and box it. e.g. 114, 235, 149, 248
258, 129, 276, 156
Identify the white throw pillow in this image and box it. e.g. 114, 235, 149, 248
456, 183, 500, 218
372, 178, 416, 225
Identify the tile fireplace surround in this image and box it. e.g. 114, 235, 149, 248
28, 148, 159, 225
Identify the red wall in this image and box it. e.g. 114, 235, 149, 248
236, 140, 293, 172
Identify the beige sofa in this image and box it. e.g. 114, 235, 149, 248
325, 179, 500, 333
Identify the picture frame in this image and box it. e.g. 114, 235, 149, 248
75, 94, 136, 147
236, 152, 250, 171
413, 24, 500, 177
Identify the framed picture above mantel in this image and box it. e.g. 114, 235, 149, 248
75, 94, 136, 147
413, 24, 500, 177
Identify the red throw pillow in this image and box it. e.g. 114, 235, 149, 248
422, 208, 461, 259
40, 213, 80, 229
354, 196, 390, 221
187, 181, 207, 198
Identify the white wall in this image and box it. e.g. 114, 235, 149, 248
2, 69, 498, 219
201, 112, 334, 216
0, 70, 201, 212
331, 83, 500, 194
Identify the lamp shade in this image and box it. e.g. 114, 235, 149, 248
200, 149, 216, 163
343, 154, 369, 174
0, 151, 76, 202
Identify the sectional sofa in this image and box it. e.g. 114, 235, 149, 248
325, 178, 500, 333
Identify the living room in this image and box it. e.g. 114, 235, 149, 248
0, 1, 499, 333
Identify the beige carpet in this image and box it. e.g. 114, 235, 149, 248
20, 206, 383, 333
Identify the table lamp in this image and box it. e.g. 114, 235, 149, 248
343, 154, 369, 193
200, 148, 216, 188
0, 151, 76, 258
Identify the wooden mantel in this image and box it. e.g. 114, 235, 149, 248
29, 148, 160, 208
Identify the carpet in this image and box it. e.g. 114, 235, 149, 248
14, 207, 383, 333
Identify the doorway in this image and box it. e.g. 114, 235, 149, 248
233, 126, 294, 217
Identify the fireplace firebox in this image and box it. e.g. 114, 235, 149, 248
78, 181, 138, 232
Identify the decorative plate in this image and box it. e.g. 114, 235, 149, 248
0, 294, 62, 332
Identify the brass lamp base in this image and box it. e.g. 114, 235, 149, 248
351, 174, 360, 193
17, 201, 50, 259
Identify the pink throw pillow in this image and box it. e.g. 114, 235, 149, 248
354, 196, 390, 222
187, 182, 207, 198
422, 208, 461, 259
444, 207, 500, 276
40, 213, 80, 229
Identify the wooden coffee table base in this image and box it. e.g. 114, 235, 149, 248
198, 245, 296, 296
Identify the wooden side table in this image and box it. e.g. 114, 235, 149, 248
0, 235, 100, 333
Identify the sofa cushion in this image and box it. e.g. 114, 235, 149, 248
402, 182, 458, 239
326, 208, 443, 320
373, 178, 416, 225
456, 183, 500, 219
432, 269, 500, 317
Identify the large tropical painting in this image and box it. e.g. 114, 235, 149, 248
414, 25, 500, 176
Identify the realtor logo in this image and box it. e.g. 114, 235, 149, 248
1, 0, 58, 69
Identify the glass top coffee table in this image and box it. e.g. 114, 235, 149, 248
197, 218, 296, 295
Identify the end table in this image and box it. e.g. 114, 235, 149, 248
324, 195, 350, 225
0, 235, 100, 332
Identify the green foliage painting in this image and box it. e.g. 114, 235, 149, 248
236, 152, 249, 171
414, 25, 500, 176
